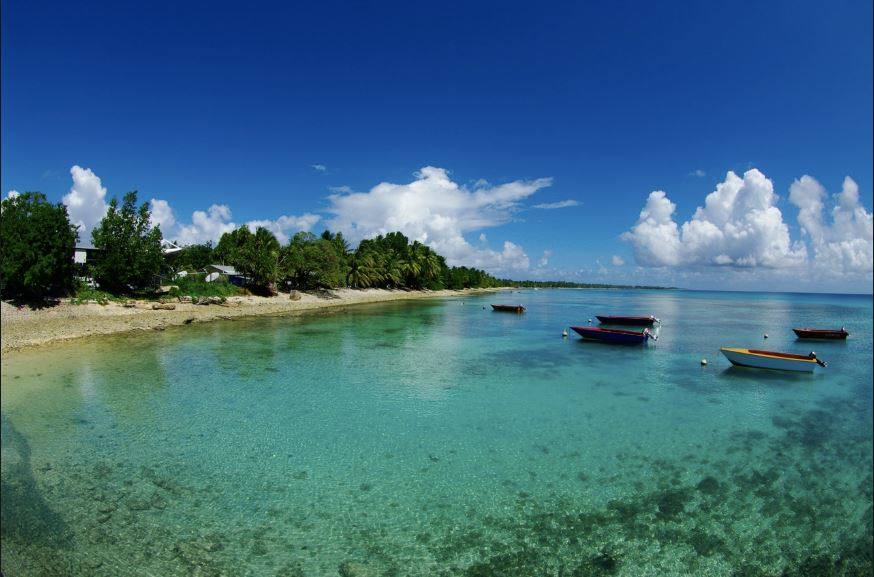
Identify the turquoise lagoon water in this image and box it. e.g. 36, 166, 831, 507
1, 289, 872, 576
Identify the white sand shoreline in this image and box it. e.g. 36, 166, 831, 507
1, 287, 505, 354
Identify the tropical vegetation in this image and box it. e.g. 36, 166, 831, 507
0, 192, 78, 301
1, 188, 669, 304
91, 191, 164, 293
206, 227, 503, 293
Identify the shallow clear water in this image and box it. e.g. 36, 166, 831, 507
2, 289, 872, 576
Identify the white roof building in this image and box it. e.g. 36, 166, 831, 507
206, 264, 240, 275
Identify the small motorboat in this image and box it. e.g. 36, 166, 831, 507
596, 315, 659, 326
491, 304, 525, 313
793, 327, 849, 340
720, 348, 826, 373
570, 326, 655, 345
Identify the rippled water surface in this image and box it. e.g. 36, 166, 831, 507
2, 289, 872, 576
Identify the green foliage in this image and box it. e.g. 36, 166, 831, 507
173, 242, 214, 271
282, 232, 342, 290
444, 266, 499, 289
0, 192, 78, 300
169, 274, 242, 298
240, 227, 281, 293
352, 233, 450, 289
215, 226, 280, 294
91, 191, 163, 293
70, 285, 124, 305
214, 227, 252, 266
213, 227, 501, 293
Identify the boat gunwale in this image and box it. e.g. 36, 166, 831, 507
792, 328, 849, 337
720, 347, 817, 363
491, 304, 525, 312
571, 326, 650, 337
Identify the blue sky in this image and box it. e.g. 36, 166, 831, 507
2, 1, 872, 292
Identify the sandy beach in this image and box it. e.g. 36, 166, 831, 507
1, 287, 502, 354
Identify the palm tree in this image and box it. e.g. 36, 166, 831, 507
347, 253, 375, 288
399, 245, 423, 287
422, 250, 443, 285
383, 254, 403, 288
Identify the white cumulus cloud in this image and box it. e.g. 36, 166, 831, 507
611, 255, 625, 266
326, 166, 551, 273
789, 175, 873, 275
245, 214, 322, 244
62, 165, 109, 243
49, 165, 319, 247
154, 201, 320, 245
622, 169, 807, 269
149, 199, 176, 232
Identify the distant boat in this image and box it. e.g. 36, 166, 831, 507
793, 327, 849, 340
570, 326, 654, 345
596, 315, 659, 326
491, 304, 525, 313
720, 348, 826, 373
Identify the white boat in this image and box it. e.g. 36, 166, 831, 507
720, 348, 826, 373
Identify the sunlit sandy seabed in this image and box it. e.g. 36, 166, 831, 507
2, 289, 872, 576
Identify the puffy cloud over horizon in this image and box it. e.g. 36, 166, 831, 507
789, 175, 873, 276
623, 168, 872, 282
62, 165, 109, 243
326, 166, 552, 273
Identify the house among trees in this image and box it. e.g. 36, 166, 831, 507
205, 264, 247, 286
73, 246, 102, 266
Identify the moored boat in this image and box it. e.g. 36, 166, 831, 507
491, 304, 525, 313
596, 315, 659, 326
720, 348, 826, 373
793, 327, 849, 340
570, 326, 655, 345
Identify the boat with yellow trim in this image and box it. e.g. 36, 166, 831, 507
720, 348, 827, 373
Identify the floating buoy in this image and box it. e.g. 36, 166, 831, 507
587, 318, 592, 323
763, 333, 768, 339
562, 329, 568, 338
701, 358, 708, 366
